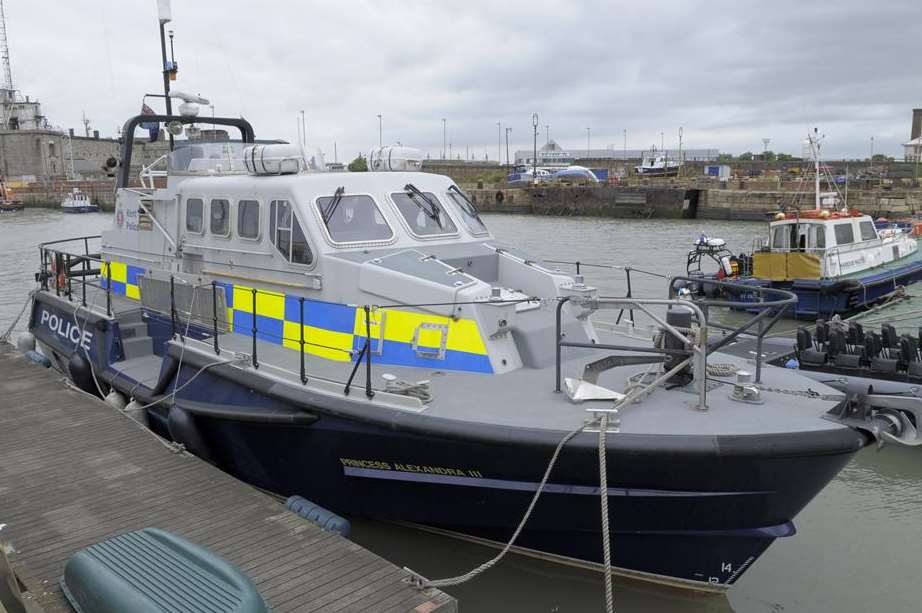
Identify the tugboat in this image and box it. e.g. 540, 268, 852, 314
60, 188, 99, 213
25, 97, 922, 593
687, 130, 922, 318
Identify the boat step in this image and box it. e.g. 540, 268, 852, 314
121, 335, 153, 360
118, 321, 148, 339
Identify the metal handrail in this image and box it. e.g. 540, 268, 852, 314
669, 275, 797, 381
555, 295, 710, 410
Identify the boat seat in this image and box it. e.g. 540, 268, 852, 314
847, 322, 864, 354
871, 357, 899, 374
797, 327, 826, 365
881, 323, 899, 358
815, 319, 829, 348
62, 528, 269, 613
900, 336, 922, 376
827, 329, 859, 367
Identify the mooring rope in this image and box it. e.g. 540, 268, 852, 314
410, 419, 592, 589
0, 293, 33, 344
598, 412, 614, 613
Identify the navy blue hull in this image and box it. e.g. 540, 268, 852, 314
27, 293, 864, 590
728, 257, 922, 318
155, 363, 859, 589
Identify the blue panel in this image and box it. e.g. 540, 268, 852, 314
353, 338, 493, 373
126, 265, 145, 286
106, 280, 126, 295
217, 282, 234, 308
284, 296, 356, 334
233, 311, 284, 344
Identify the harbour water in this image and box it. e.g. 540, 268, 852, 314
2, 209, 920, 612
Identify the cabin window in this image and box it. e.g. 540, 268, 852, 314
771, 225, 788, 249
210, 199, 230, 236
446, 189, 489, 235
314, 194, 393, 243
859, 221, 877, 241
812, 225, 826, 249
270, 200, 313, 265
834, 223, 855, 245
391, 191, 457, 237
237, 200, 260, 239
185, 198, 204, 233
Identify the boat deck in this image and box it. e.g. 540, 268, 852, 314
0, 344, 456, 613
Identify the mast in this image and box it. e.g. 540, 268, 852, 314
812, 128, 821, 211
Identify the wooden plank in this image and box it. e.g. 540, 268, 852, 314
0, 347, 457, 612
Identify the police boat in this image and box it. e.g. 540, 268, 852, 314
25, 104, 919, 592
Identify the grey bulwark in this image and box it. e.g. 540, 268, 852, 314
0, 345, 456, 613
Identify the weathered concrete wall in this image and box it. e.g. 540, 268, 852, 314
469, 185, 697, 218
698, 188, 922, 220
14, 179, 116, 211
0, 130, 120, 180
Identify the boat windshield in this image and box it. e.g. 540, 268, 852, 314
315, 194, 393, 243
446, 186, 489, 235
168, 141, 250, 173
392, 191, 457, 236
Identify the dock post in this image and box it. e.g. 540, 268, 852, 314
299, 296, 307, 384
211, 281, 220, 355
251, 288, 259, 369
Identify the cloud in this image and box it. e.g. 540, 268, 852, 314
7, 0, 921, 161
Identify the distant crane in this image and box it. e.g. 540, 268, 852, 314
0, 0, 14, 129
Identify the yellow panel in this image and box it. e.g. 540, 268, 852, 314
231, 285, 284, 320
786, 253, 821, 280
752, 252, 821, 281
282, 321, 353, 362
353, 308, 487, 355
752, 252, 787, 281
108, 261, 127, 283
125, 284, 140, 300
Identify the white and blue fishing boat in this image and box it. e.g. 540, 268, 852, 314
687, 130, 922, 318
61, 188, 99, 213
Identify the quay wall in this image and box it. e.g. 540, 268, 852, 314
13, 179, 116, 211
470, 186, 697, 218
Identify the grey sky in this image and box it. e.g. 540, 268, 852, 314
8, 0, 922, 161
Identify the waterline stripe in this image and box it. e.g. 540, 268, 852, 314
342, 467, 769, 497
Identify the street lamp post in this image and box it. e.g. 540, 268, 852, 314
532, 113, 539, 183
505, 127, 512, 167
545, 124, 549, 145
623, 128, 627, 160
497, 122, 501, 163
442, 118, 446, 160
586, 127, 591, 159
377, 114, 382, 148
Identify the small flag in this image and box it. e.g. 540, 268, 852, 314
140, 103, 159, 142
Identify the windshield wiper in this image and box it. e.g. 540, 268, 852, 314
448, 184, 482, 221
322, 186, 346, 224
404, 183, 442, 228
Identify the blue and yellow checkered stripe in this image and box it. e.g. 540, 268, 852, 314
216, 281, 493, 373
100, 260, 145, 300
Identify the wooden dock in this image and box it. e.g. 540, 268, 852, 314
0, 345, 456, 613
